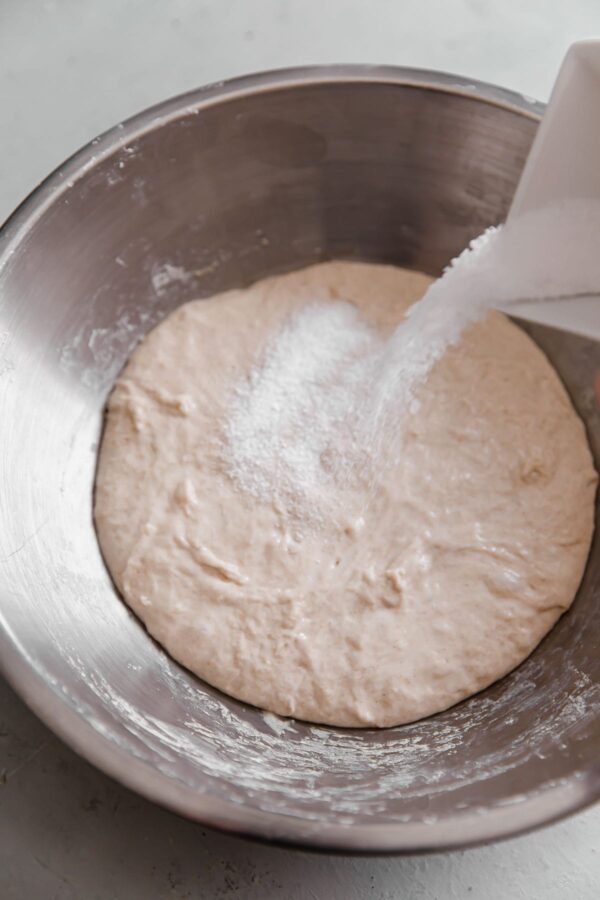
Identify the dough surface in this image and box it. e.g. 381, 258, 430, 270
94, 262, 597, 727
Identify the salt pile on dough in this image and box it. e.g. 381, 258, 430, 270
95, 203, 598, 727
223, 302, 377, 521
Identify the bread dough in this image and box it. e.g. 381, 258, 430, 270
94, 262, 597, 727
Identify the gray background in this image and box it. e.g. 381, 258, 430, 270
1, 1, 599, 897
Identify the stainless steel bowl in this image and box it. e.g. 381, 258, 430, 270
0, 66, 598, 854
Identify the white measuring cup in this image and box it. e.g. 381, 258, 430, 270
503, 40, 600, 341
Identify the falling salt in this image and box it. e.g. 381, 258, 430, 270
224, 200, 600, 518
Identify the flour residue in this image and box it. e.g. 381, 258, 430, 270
49, 636, 600, 825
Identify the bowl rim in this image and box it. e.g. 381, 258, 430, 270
3, 64, 597, 855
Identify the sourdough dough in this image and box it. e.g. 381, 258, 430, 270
94, 262, 597, 727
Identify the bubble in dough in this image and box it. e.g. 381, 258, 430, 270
94, 262, 597, 728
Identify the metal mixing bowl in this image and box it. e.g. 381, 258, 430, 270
0, 66, 598, 853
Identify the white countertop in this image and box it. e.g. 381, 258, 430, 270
1, 1, 600, 897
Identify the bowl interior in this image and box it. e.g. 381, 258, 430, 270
0, 70, 599, 852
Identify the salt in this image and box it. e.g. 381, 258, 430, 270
223, 201, 600, 519
223, 302, 376, 520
